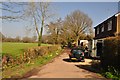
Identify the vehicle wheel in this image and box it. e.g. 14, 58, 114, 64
69, 56, 72, 61
69, 55, 72, 59
78, 59, 81, 62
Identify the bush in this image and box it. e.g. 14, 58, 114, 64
103, 66, 120, 79
99, 36, 120, 79
101, 36, 120, 71
2, 45, 61, 70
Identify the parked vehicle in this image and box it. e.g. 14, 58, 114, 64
69, 47, 85, 62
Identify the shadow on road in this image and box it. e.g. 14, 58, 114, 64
75, 65, 101, 73
63, 58, 101, 74
63, 58, 83, 62
22, 68, 40, 78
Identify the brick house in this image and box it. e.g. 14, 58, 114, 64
93, 12, 120, 57
95, 13, 120, 39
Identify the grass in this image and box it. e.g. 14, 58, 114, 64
2, 42, 50, 57
2, 49, 63, 78
2, 42, 62, 78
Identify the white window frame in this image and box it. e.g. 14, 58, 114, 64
108, 20, 112, 31
97, 27, 99, 34
101, 24, 104, 32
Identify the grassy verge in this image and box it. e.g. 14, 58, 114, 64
2, 49, 63, 78
2, 42, 51, 57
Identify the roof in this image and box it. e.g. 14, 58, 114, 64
94, 12, 120, 29
115, 12, 120, 16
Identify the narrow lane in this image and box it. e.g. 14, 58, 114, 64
29, 49, 103, 78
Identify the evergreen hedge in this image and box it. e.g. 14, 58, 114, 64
101, 36, 120, 70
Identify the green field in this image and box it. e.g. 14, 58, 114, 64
3, 48, 62, 78
2, 42, 62, 78
2, 42, 50, 57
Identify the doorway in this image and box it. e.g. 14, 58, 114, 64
96, 40, 103, 56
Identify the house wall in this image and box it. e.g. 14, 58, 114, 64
94, 13, 120, 58
117, 14, 120, 33
95, 16, 117, 39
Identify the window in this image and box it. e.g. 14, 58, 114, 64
97, 27, 99, 34
108, 20, 112, 31
101, 24, 104, 32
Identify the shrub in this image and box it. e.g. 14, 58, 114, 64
2, 45, 61, 70
103, 66, 120, 79
101, 36, 120, 71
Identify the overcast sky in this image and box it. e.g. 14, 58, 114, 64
1, 1, 120, 38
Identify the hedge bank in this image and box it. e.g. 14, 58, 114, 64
2, 45, 62, 70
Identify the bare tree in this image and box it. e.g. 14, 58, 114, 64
24, 2, 54, 46
31, 35, 37, 42
14, 36, 21, 42
1, 2, 54, 46
62, 10, 93, 46
0, 2, 26, 21
0, 32, 5, 41
47, 18, 62, 44
22, 36, 33, 43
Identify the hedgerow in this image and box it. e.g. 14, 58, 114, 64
2, 45, 61, 70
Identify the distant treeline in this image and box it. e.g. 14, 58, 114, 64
2, 36, 37, 43
1, 32, 37, 43
1, 32, 92, 45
